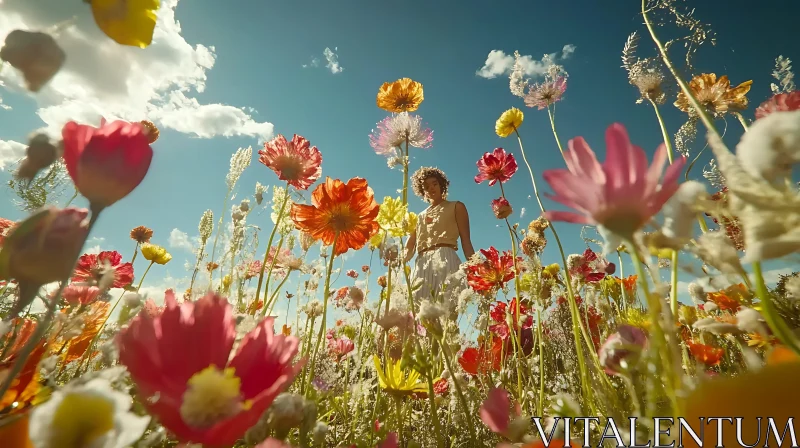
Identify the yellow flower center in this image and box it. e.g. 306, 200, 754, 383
49, 391, 115, 447
180, 366, 248, 428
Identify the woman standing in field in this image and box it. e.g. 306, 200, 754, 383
405, 166, 476, 302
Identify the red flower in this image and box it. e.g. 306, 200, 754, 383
0, 218, 16, 246
489, 299, 533, 341
475, 147, 518, 186
755, 91, 800, 120
258, 134, 322, 190
327, 337, 355, 362
117, 291, 304, 447
491, 197, 512, 220
466, 247, 519, 295
687, 341, 724, 366
433, 378, 449, 395
570, 248, 607, 283
72, 250, 134, 288
346, 269, 358, 279
458, 339, 503, 375
62, 119, 153, 209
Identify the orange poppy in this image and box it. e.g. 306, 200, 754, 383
0, 319, 46, 413
290, 177, 380, 256
60, 301, 111, 364
686, 341, 724, 366
376, 78, 424, 113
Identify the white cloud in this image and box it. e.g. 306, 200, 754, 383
476, 44, 576, 79
303, 47, 344, 74
81, 236, 107, 255
323, 47, 343, 74
168, 228, 199, 253
0, 139, 25, 170
0, 0, 274, 141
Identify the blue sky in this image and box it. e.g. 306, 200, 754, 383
0, 0, 798, 321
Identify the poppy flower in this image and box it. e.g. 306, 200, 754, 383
755, 91, 800, 120
117, 291, 304, 447
258, 134, 322, 190
62, 119, 153, 210
89, 0, 160, 48
290, 177, 380, 256
72, 250, 134, 288
475, 147, 518, 185
466, 247, 519, 295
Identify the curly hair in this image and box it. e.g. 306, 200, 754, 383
411, 166, 450, 202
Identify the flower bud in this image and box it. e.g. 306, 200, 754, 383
491, 197, 513, 219
61, 120, 153, 210
0, 207, 89, 286
0, 30, 65, 92
598, 325, 647, 376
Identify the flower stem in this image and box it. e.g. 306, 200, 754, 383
304, 233, 339, 396
547, 105, 565, 156
439, 339, 477, 443
265, 272, 291, 317
512, 128, 596, 413
402, 138, 410, 206
536, 307, 546, 416
649, 99, 675, 165
209, 187, 232, 276
0, 209, 102, 398
254, 186, 290, 314
733, 112, 749, 132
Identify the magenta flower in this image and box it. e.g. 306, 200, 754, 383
475, 147, 518, 185
542, 123, 686, 238
524, 76, 567, 110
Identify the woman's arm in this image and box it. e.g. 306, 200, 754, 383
455, 201, 476, 260
404, 230, 417, 263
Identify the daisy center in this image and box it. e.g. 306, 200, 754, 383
50, 391, 115, 447
180, 366, 249, 428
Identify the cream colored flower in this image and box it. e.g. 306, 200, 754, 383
29, 377, 149, 448
693, 230, 744, 276
735, 109, 800, 185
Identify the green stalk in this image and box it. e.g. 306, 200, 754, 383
547, 105, 565, 156
304, 233, 339, 396
255, 187, 290, 315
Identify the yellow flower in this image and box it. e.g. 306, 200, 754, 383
674, 73, 753, 118
495, 107, 524, 138
543, 263, 561, 277
376, 78, 424, 113
141, 243, 171, 264
222, 275, 232, 289
369, 232, 385, 251
402, 212, 418, 236
372, 355, 427, 398
377, 197, 406, 233
89, 0, 160, 48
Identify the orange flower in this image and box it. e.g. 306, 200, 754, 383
0, 413, 33, 448
60, 301, 111, 364
674, 73, 752, 117
706, 290, 743, 312
767, 346, 799, 365
0, 319, 47, 414
681, 362, 800, 448
290, 177, 380, 256
687, 341, 724, 366
281, 324, 292, 336
130, 225, 153, 243
615, 275, 637, 292
376, 78, 424, 113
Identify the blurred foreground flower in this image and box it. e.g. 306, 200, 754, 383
258, 134, 322, 190
541, 123, 686, 251
29, 377, 149, 448
0, 30, 65, 92
117, 292, 304, 446
0, 207, 89, 315
376, 78, 424, 113
681, 361, 800, 448
290, 177, 380, 256
89, 0, 160, 48
62, 120, 153, 210
495, 108, 524, 138
755, 91, 800, 120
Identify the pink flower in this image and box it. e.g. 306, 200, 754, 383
475, 147, 518, 186
0, 207, 89, 288
480, 387, 520, 435
258, 134, 322, 190
346, 269, 358, 279
327, 337, 355, 362
491, 197, 512, 220
542, 123, 685, 237
62, 284, 101, 306
524, 76, 567, 110
368, 113, 433, 156
0, 217, 16, 246
62, 119, 153, 209
598, 325, 648, 376
378, 432, 399, 448
72, 250, 134, 288
117, 291, 304, 447
755, 91, 800, 120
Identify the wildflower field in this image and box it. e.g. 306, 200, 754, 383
1, 1, 800, 447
